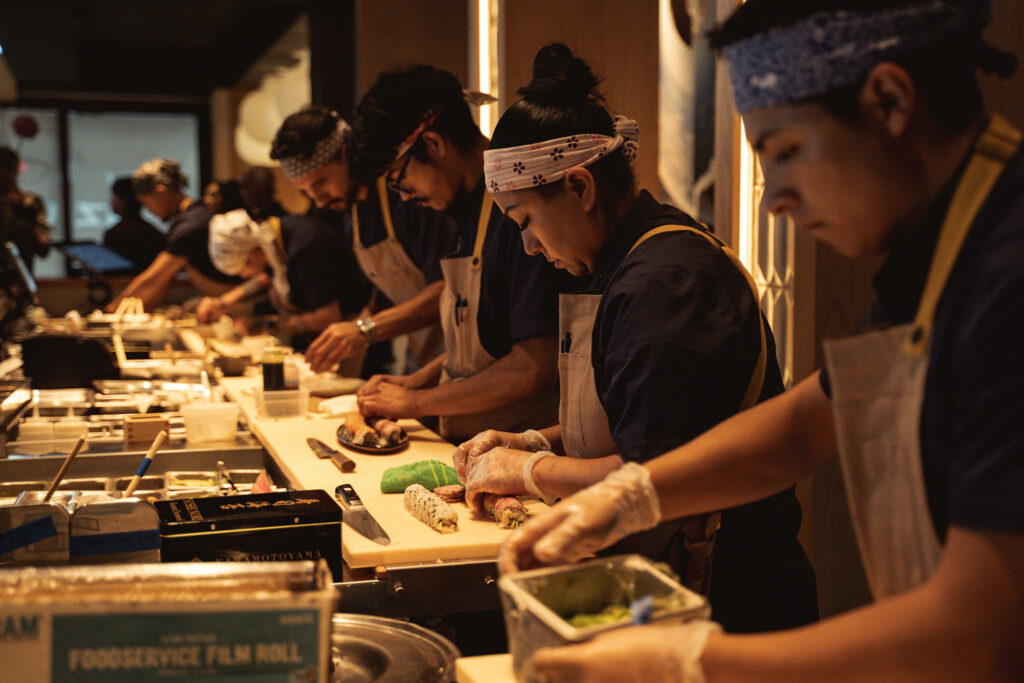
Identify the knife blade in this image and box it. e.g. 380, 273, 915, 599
307, 437, 356, 473
334, 483, 391, 545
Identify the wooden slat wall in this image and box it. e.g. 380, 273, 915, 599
499, 0, 661, 193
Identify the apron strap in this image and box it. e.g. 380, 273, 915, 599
471, 191, 494, 270
267, 215, 286, 258
628, 224, 768, 411
375, 176, 398, 242
906, 115, 1023, 356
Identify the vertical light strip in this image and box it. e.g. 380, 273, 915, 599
737, 119, 754, 271
477, 0, 497, 135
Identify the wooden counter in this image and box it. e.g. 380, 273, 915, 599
219, 375, 546, 569
456, 653, 515, 683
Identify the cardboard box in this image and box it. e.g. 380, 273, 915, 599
0, 561, 335, 682
156, 490, 343, 581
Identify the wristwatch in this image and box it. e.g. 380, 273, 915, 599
355, 317, 376, 346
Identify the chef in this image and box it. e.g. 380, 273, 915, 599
108, 158, 240, 312
456, 43, 816, 633
198, 207, 370, 341
500, 1, 1024, 680
350, 65, 564, 444
269, 106, 451, 373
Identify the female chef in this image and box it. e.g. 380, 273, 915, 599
500, 1, 1024, 680
459, 43, 817, 633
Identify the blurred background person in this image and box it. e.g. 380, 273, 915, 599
201, 179, 244, 215
0, 145, 51, 275
239, 166, 286, 220
102, 176, 165, 273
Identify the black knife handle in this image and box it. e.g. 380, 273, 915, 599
335, 483, 362, 509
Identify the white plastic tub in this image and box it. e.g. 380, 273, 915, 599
180, 402, 240, 444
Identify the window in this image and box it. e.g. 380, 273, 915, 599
0, 102, 206, 279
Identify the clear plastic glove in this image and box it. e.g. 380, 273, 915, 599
532, 620, 722, 683
463, 447, 535, 512
498, 462, 660, 575
453, 428, 550, 481
196, 296, 225, 323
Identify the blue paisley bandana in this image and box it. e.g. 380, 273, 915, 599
723, 1, 988, 114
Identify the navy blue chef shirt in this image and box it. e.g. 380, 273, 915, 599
587, 191, 816, 633
820, 134, 1024, 541
165, 201, 241, 285
589, 190, 784, 461
292, 208, 372, 316
445, 178, 563, 357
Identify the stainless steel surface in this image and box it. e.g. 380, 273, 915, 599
331, 614, 460, 683
307, 437, 356, 473
335, 483, 390, 546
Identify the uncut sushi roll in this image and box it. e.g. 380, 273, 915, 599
405, 484, 458, 533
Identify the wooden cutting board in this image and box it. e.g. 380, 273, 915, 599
220, 376, 546, 568
456, 654, 515, 683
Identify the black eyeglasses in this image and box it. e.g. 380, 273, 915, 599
386, 148, 414, 193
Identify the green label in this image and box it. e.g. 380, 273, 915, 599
52, 609, 321, 681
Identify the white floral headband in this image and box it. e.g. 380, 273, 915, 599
483, 116, 639, 193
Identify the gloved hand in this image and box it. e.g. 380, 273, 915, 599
532, 620, 722, 683
498, 462, 660, 575
196, 296, 225, 323
463, 447, 548, 512
452, 428, 550, 481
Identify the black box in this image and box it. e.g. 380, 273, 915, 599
155, 490, 343, 581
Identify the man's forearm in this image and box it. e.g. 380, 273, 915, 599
647, 372, 837, 521
414, 336, 556, 416
364, 280, 444, 342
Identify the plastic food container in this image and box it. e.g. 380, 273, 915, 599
256, 388, 309, 418
499, 554, 710, 683
180, 401, 240, 444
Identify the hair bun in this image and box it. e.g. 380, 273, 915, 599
517, 43, 602, 106
974, 41, 1017, 78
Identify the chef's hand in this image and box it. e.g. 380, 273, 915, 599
463, 447, 535, 512
196, 296, 225, 323
532, 620, 722, 683
498, 462, 661, 575
305, 321, 365, 373
356, 381, 424, 419
453, 429, 550, 480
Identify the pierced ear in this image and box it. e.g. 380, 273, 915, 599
860, 62, 915, 138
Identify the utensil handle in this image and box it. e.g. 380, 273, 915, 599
335, 483, 362, 509
124, 430, 168, 497
43, 434, 87, 502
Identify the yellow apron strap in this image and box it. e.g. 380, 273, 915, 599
471, 191, 494, 270
628, 223, 768, 411
350, 202, 362, 247
375, 176, 398, 241
268, 216, 286, 260
905, 115, 1023, 356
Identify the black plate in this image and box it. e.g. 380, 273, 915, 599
336, 423, 409, 454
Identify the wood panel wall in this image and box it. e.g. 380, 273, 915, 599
500, 0, 661, 193
355, 0, 469, 100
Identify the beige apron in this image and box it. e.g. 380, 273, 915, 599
569, 224, 768, 593
823, 116, 1021, 600
437, 192, 559, 443
351, 177, 445, 368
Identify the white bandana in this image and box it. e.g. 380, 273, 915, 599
209, 209, 290, 301
483, 116, 639, 193
278, 119, 351, 180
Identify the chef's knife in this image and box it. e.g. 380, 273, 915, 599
335, 483, 391, 545
307, 437, 356, 473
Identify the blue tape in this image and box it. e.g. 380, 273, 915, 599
70, 529, 160, 557
0, 515, 59, 554
134, 456, 153, 478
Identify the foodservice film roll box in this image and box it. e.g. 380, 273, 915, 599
155, 490, 344, 581
0, 560, 337, 682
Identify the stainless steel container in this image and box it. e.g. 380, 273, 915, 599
68, 492, 161, 564
499, 554, 710, 683
331, 614, 461, 683
0, 491, 72, 567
